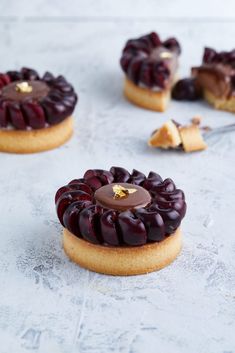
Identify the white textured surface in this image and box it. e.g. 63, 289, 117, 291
0, 2, 235, 353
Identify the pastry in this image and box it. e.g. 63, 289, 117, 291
192, 47, 235, 112
120, 32, 181, 111
148, 120, 181, 149
149, 119, 207, 152
55, 167, 186, 275
0, 67, 77, 153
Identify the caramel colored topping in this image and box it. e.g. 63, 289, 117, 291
15, 81, 33, 93
113, 184, 137, 199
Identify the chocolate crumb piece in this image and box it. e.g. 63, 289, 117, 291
171, 119, 182, 128
201, 125, 212, 132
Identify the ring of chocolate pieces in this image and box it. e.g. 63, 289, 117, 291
55, 167, 186, 246
203, 47, 235, 66
120, 32, 181, 89
0, 67, 77, 130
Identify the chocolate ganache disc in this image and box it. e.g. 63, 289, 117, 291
94, 183, 151, 211
2, 80, 50, 102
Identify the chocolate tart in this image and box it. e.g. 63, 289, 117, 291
120, 32, 181, 112
192, 48, 235, 112
0, 67, 77, 153
55, 167, 186, 275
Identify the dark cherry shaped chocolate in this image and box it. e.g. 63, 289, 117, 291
110, 166, 130, 183
21, 102, 46, 129
63, 200, 92, 236
163, 38, 181, 54
0, 100, 9, 127
143, 171, 163, 191
8, 103, 27, 130
100, 210, 120, 246
135, 208, 165, 242
56, 190, 92, 226
118, 211, 147, 246
84, 169, 114, 191
79, 205, 103, 244
150, 203, 181, 234
55, 182, 92, 204
172, 78, 202, 101
129, 169, 146, 185
21, 67, 39, 81
6, 71, 23, 82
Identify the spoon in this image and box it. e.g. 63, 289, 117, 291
203, 123, 235, 140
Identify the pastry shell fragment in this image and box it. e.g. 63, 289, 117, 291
179, 125, 207, 152
148, 120, 181, 149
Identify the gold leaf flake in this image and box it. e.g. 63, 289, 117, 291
112, 185, 137, 199
160, 52, 172, 59
15, 81, 33, 93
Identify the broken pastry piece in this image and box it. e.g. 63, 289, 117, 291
148, 120, 181, 148
148, 119, 207, 152
179, 124, 207, 152
192, 47, 235, 113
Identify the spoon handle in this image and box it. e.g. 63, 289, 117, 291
203, 123, 235, 140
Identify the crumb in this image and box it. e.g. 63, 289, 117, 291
191, 115, 202, 125
201, 125, 212, 132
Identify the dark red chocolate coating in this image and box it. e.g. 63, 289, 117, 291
0, 67, 78, 130
120, 32, 181, 89
55, 167, 186, 247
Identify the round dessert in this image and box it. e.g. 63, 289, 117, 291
55, 167, 186, 276
0, 67, 77, 153
120, 32, 181, 112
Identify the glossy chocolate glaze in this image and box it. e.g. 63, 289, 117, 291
94, 183, 151, 211
2, 80, 50, 102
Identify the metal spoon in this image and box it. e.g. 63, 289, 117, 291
203, 123, 235, 140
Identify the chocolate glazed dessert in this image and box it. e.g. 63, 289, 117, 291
55, 167, 187, 275
120, 32, 181, 112
0, 67, 78, 153
192, 47, 235, 112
